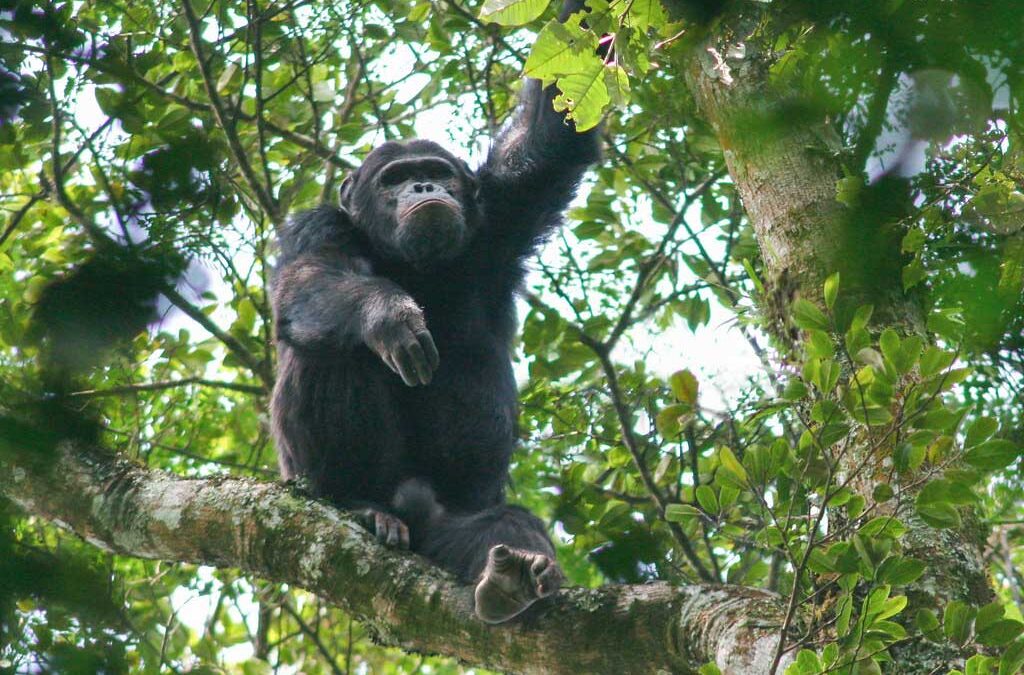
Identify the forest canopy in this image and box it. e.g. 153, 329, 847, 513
1, 0, 1023, 673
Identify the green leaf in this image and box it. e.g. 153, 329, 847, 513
976, 601, 1006, 632
795, 649, 822, 673
604, 64, 630, 107
864, 585, 892, 615
920, 345, 955, 377
836, 594, 854, 636
917, 501, 962, 529
792, 298, 831, 331
928, 309, 965, 341
859, 516, 906, 539
917, 608, 941, 640
872, 483, 894, 502
873, 595, 908, 622
743, 258, 765, 294
847, 494, 866, 519
670, 369, 699, 404
850, 304, 874, 331
232, 297, 256, 334
879, 557, 926, 586
964, 417, 999, 449
917, 407, 962, 432
806, 329, 835, 359
879, 329, 901, 368
815, 358, 841, 393
718, 486, 739, 510
553, 61, 610, 131
836, 176, 862, 206
1000, 638, 1024, 675
607, 445, 632, 468
808, 548, 837, 573
620, 0, 667, 32
895, 335, 923, 374
822, 643, 839, 667
479, 0, 551, 25
902, 227, 926, 253
848, 404, 892, 426
916, 479, 976, 506
665, 503, 701, 522
903, 258, 927, 290
524, 19, 598, 79
854, 347, 885, 370
823, 272, 840, 310
656, 403, 692, 438
944, 600, 977, 645
964, 440, 1020, 470
695, 485, 718, 513
845, 325, 871, 356
782, 379, 808, 401
718, 447, 748, 486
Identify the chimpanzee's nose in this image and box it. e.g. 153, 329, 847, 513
413, 183, 435, 193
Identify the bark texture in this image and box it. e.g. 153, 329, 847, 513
0, 436, 793, 674
685, 12, 992, 671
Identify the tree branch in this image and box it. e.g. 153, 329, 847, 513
0, 432, 792, 674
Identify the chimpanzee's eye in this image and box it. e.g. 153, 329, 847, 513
378, 164, 411, 187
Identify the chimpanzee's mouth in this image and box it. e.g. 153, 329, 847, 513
402, 199, 454, 219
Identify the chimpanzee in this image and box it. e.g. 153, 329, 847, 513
270, 0, 600, 624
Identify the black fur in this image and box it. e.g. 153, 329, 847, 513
269, 3, 600, 593
392, 479, 555, 582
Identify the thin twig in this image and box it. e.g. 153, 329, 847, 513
181, 0, 280, 221
66, 377, 264, 398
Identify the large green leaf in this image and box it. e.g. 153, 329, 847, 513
524, 19, 599, 80
553, 60, 610, 131
479, 0, 551, 25
964, 440, 1020, 470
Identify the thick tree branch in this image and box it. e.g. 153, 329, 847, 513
0, 434, 792, 674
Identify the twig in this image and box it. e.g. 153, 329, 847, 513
161, 285, 273, 386
280, 601, 346, 675
181, 0, 280, 222
66, 377, 264, 398
522, 291, 715, 582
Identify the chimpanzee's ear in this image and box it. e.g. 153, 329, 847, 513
339, 174, 354, 208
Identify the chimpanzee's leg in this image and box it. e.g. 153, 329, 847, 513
393, 480, 563, 623
273, 350, 410, 547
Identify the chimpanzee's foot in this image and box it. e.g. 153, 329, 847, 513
474, 544, 563, 624
358, 509, 410, 549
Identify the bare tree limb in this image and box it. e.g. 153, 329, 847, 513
0, 432, 793, 675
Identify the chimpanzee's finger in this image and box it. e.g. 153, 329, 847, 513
404, 338, 432, 385
416, 329, 440, 370
393, 345, 420, 387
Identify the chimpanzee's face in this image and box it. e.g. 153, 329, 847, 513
341, 140, 479, 267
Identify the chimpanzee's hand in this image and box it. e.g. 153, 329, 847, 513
364, 300, 439, 386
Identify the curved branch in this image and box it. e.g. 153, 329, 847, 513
0, 433, 792, 674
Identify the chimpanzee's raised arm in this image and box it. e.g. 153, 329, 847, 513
477, 0, 602, 254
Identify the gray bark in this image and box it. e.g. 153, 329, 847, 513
685, 12, 992, 671
0, 437, 793, 674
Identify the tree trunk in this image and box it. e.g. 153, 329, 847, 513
685, 12, 993, 671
